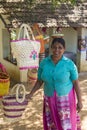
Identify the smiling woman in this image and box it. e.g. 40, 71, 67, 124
26, 37, 83, 130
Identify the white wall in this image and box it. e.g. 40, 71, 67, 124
82, 28, 87, 37
0, 20, 20, 82
62, 27, 77, 53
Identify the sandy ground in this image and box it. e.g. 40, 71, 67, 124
79, 72, 87, 130
0, 72, 87, 130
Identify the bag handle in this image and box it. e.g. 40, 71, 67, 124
11, 83, 26, 103
18, 24, 35, 40
24, 24, 41, 51
17, 24, 40, 52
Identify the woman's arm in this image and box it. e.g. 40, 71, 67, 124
73, 79, 83, 112
26, 80, 43, 100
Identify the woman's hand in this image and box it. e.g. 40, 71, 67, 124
73, 79, 83, 113
77, 101, 83, 113
25, 80, 43, 101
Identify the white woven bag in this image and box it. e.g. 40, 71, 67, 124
2, 84, 28, 122
11, 24, 40, 70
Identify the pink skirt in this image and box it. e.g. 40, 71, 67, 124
43, 88, 81, 130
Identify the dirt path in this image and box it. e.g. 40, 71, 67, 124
0, 72, 87, 130
79, 72, 87, 130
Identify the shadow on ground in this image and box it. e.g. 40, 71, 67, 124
0, 83, 43, 130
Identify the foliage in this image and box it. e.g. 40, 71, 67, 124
26, 0, 77, 6
25, 0, 78, 10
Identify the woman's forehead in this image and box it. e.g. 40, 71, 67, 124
52, 42, 63, 45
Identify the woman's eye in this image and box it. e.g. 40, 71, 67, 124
58, 47, 63, 49
53, 46, 63, 49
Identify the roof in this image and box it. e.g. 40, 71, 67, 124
0, 0, 87, 28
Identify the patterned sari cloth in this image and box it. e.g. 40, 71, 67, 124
43, 88, 81, 130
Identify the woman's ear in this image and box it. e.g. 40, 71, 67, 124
63, 48, 66, 53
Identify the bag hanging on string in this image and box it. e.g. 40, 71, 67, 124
11, 24, 40, 70
32, 23, 45, 53
2, 83, 28, 122
0, 63, 10, 96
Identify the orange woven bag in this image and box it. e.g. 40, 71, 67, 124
32, 23, 45, 53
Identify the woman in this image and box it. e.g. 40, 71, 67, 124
26, 38, 83, 130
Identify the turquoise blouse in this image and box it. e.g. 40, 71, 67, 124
38, 55, 78, 96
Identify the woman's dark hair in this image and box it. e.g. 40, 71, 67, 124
51, 38, 65, 48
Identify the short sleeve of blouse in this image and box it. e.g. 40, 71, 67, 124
69, 61, 78, 81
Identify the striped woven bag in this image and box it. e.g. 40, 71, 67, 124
2, 84, 28, 122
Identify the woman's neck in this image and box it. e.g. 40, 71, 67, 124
52, 55, 62, 64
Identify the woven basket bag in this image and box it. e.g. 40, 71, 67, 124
32, 23, 45, 53
2, 84, 28, 122
11, 24, 40, 70
0, 63, 10, 96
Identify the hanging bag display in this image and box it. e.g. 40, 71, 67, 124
2, 83, 28, 122
0, 63, 10, 96
32, 23, 45, 53
11, 24, 40, 70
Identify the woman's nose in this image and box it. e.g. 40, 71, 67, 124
55, 47, 59, 50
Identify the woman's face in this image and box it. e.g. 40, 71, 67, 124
51, 42, 65, 58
